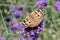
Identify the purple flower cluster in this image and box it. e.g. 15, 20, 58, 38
18, 37, 36, 40
23, 20, 44, 37
35, 0, 47, 8
10, 20, 44, 40
9, 5, 15, 12
10, 22, 19, 31
9, 4, 25, 18
0, 36, 5, 40
17, 4, 25, 11
54, 1, 60, 11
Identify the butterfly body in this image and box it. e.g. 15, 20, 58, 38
22, 8, 45, 28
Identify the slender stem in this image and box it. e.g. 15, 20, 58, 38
40, 32, 44, 40
0, 4, 16, 6
0, 11, 8, 36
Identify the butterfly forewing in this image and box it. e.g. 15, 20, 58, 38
23, 8, 45, 28
23, 15, 34, 27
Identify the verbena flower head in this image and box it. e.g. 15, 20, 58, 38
54, 1, 60, 11
18, 22, 26, 33
9, 5, 15, 12
18, 37, 37, 40
0, 36, 5, 40
9, 4, 25, 18
35, 0, 47, 8
10, 22, 19, 31
17, 4, 25, 11
13, 10, 22, 18
18, 20, 44, 38
10, 19, 44, 40
18, 38, 27, 40
27, 37, 33, 40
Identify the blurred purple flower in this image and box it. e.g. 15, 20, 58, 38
37, 20, 44, 31
14, 10, 23, 18
11, 22, 19, 31
22, 20, 44, 37
6, 16, 11, 22
0, 36, 5, 40
27, 37, 33, 40
30, 31, 35, 36
9, 5, 15, 12
9, 4, 25, 18
35, 0, 47, 8
18, 20, 44, 40
25, 32, 39, 40
18, 38, 27, 40
17, 4, 25, 11
32, 33, 39, 40
54, 1, 60, 11
18, 37, 35, 40
19, 22, 23, 28
18, 22, 26, 33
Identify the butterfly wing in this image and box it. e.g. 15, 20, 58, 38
23, 15, 34, 28
30, 9, 43, 27
22, 8, 45, 28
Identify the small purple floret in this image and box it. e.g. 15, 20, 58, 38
54, 1, 60, 11
35, 0, 47, 8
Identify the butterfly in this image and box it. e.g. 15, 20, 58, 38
22, 8, 45, 28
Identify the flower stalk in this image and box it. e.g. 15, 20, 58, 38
0, 10, 8, 39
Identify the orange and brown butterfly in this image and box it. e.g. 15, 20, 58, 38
22, 8, 45, 28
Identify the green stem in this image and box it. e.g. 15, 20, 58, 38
0, 4, 16, 6
0, 11, 8, 37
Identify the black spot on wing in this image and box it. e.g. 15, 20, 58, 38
37, 14, 39, 17
26, 18, 28, 21
34, 11, 37, 14
29, 21, 31, 23
23, 20, 28, 26
36, 9, 40, 12
39, 8, 45, 13
36, 9, 42, 14
24, 20, 26, 23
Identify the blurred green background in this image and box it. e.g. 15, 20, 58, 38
0, 0, 60, 40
